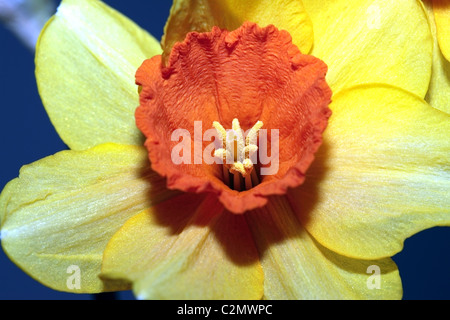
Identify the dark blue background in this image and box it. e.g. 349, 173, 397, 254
0, 0, 449, 300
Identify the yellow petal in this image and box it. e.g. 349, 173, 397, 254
292, 84, 450, 260
246, 197, 402, 300
36, 0, 162, 150
433, 0, 450, 61
0, 143, 177, 293
424, 1, 450, 114
302, 0, 432, 97
101, 193, 264, 300
162, 0, 313, 63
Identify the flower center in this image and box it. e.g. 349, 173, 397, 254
213, 118, 263, 191
135, 22, 333, 213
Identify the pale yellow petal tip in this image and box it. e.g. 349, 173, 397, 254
36, 0, 160, 150
433, 0, 450, 61
422, 0, 450, 114
0, 143, 171, 294
297, 84, 450, 260
303, 0, 432, 98
102, 202, 264, 300
247, 198, 403, 300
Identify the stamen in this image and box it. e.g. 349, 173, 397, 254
213, 118, 263, 191
251, 169, 259, 186
231, 119, 245, 161
233, 172, 241, 191
246, 121, 263, 146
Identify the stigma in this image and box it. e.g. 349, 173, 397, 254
213, 118, 263, 191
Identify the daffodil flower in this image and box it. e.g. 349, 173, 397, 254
0, 0, 449, 300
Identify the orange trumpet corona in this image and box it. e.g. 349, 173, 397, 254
136, 22, 332, 213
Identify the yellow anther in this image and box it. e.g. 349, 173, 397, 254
231, 119, 245, 156
230, 162, 246, 176
242, 159, 254, 175
212, 121, 227, 146
246, 121, 263, 146
243, 144, 258, 160
213, 148, 229, 164
212, 118, 263, 190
